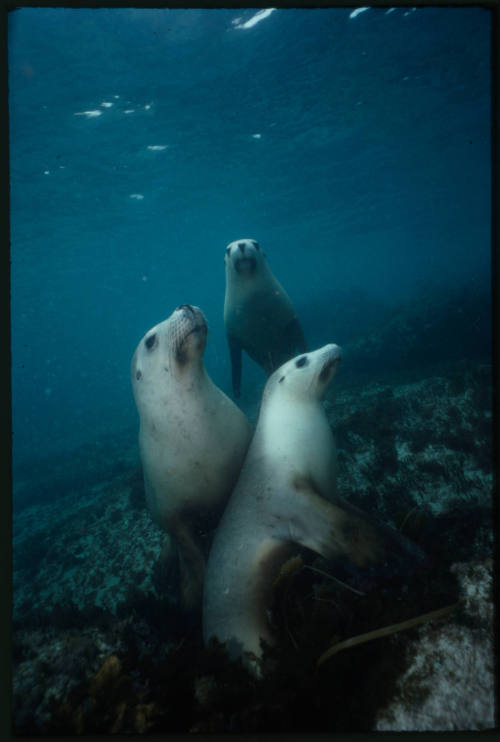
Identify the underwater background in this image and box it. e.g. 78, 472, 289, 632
10, 6, 494, 733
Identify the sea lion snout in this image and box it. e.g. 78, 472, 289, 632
226, 240, 259, 274
322, 343, 342, 362
172, 304, 206, 331
173, 307, 208, 363
175, 304, 205, 323
318, 344, 342, 383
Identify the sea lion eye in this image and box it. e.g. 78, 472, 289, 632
145, 333, 157, 350
295, 356, 308, 368
279, 376, 285, 383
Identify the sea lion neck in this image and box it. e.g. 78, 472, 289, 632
172, 355, 208, 387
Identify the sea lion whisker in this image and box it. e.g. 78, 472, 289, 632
304, 564, 366, 596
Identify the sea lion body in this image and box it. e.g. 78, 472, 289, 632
131, 305, 252, 610
203, 345, 422, 672
224, 238, 307, 396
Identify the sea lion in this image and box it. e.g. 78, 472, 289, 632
203, 345, 423, 673
224, 238, 307, 397
131, 304, 252, 611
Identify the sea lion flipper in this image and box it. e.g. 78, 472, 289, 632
228, 335, 243, 397
290, 475, 415, 572
292, 476, 424, 592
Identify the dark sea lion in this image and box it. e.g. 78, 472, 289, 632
224, 238, 307, 396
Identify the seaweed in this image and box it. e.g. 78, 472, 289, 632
13, 361, 494, 734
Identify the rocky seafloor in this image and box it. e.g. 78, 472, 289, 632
12, 359, 495, 733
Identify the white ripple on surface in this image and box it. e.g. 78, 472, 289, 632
129, 194, 144, 200
349, 8, 369, 20
100, 101, 113, 108
147, 145, 168, 151
233, 9, 276, 30
74, 110, 102, 118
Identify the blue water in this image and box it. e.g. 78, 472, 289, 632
9, 7, 491, 477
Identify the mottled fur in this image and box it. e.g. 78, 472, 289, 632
132, 305, 252, 610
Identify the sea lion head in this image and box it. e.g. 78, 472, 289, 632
131, 304, 208, 391
264, 344, 342, 404
224, 238, 264, 277
166, 304, 208, 367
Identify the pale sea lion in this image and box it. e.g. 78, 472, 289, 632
131, 304, 252, 610
224, 238, 307, 397
203, 344, 423, 673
